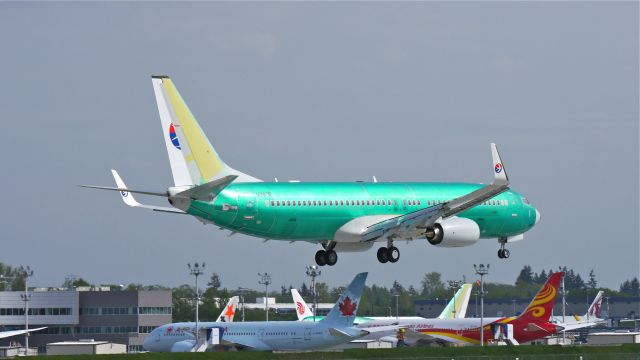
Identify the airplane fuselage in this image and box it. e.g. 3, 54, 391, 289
145, 320, 364, 352
184, 182, 537, 242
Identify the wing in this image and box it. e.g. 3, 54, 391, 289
362, 143, 510, 242
0, 327, 46, 339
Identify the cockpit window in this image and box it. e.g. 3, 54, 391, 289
522, 197, 530, 205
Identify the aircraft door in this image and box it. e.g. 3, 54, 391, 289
304, 328, 311, 341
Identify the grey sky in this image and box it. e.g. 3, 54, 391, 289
1, 2, 637, 292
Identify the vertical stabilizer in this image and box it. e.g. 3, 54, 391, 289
151, 75, 261, 185
438, 283, 473, 319
291, 289, 314, 321
586, 291, 604, 319
321, 273, 367, 327
152, 76, 192, 186
517, 272, 563, 324
215, 296, 239, 322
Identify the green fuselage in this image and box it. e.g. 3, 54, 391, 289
184, 182, 536, 242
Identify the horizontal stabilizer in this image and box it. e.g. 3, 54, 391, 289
173, 175, 237, 201
0, 327, 47, 339
328, 327, 355, 338
80, 170, 185, 214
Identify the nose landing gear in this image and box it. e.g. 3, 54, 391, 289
498, 238, 510, 259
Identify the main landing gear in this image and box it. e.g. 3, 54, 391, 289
498, 238, 510, 259
377, 241, 400, 264
315, 241, 337, 266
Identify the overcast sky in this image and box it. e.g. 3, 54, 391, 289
1, 2, 637, 293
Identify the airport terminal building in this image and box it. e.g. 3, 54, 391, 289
0, 288, 171, 352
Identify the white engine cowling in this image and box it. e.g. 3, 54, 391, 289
170, 340, 196, 352
425, 216, 480, 247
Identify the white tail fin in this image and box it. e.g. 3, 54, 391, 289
215, 296, 240, 322
152, 77, 193, 187
586, 291, 604, 319
437, 283, 473, 319
320, 273, 367, 327
151, 76, 261, 185
291, 289, 314, 321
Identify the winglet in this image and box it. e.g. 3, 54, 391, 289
111, 169, 142, 207
491, 143, 509, 186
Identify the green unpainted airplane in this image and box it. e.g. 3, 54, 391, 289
83, 76, 540, 266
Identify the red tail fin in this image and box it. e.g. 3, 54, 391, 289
517, 272, 564, 324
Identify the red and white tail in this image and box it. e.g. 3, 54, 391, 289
586, 291, 604, 319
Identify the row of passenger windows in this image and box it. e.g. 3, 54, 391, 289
269, 199, 508, 207
0, 308, 72, 316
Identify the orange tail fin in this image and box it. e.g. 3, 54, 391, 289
517, 272, 564, 324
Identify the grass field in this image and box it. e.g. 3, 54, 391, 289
40, 344, 640, 360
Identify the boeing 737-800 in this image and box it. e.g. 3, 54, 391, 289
83, 76, 540, 266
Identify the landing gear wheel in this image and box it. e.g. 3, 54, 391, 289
377, 247, 389, 263
498, 249, 504, 258
315, 250, 327, 266
326, 250, 338, 266
502, 249, 510, 259
387, 246, 400, 263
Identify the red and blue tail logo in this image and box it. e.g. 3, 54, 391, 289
169, 123, 181, 150
495, 163, 503, 173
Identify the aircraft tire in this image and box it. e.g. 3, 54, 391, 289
502, 249, 510, 258
326, 250, 338, 266
315, 250, 327, 266
377, 247, 389, 263
498, 249, 504, 258
387, 246, 400, 263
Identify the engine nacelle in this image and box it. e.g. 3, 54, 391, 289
425, 216, 480, 247
170, 340, 196, 352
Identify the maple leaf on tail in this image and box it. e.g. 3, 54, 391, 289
339, 296, 357, 316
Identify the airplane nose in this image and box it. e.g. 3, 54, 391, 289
535, 208, 541, 224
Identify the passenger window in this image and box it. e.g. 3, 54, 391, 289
287, 200, 291, 206
340, 200, 344, 205
417, 200, 421, 205
356, 200, 360, 205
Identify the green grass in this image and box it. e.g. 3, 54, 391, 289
40, 344, 640, 360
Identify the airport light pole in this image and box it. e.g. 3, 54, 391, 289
20, 267, 34, 355
188, 262, 205, 346
258, 273, 272, 321
559, 275, 567, 344
474, 264, 489, 347
393, 293, 400, 319
447, 280, 462, 319
237, 287, 250, 322
305, 266, 321, 322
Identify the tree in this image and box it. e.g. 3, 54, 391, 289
620, 277, 640, 296
207, 273, 221, 292
172, 284, 195, 322
588, 270, 598, 290
300, 282, 309, 297
515, 265, 534, 285
420, 272, 445, 297
391, 280, 404, 294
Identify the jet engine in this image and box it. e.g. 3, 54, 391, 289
424, 216, 480, 247
170, 340, 196, 352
